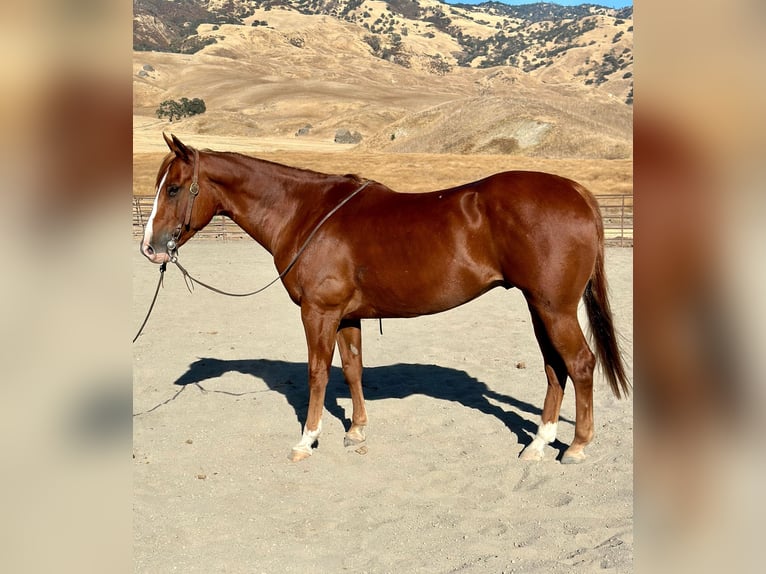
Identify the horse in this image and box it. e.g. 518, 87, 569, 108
140, 133, 630, 463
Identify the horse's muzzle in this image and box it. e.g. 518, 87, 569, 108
140, 241, 170, 264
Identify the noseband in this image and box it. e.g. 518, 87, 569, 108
167, 147, 200, 259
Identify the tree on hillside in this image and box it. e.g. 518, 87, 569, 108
156, 100, 182, 122
156, 97, 206, 122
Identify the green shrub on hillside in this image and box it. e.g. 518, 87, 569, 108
156, 97, 207, 122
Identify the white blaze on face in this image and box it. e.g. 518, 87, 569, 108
143, 168, 169, 248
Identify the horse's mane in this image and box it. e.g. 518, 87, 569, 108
160, 147, 363, 189
212, 149, 362, 183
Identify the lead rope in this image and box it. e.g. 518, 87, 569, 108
133, 180, 372, 342
132, 262, 167, 343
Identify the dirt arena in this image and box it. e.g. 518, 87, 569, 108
133, 240, 633, 573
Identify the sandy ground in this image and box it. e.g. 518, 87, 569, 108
133, 241, 633, 573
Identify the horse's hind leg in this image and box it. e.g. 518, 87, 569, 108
519, 307, 568, 461
336, 319, 368, 450
525, 302, 596, 464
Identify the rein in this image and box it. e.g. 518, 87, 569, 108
133, 174, 372, 342
170, 179, 372, 297
132, 262, 167, 343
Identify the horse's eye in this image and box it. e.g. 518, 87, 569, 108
167, 184, 180, 197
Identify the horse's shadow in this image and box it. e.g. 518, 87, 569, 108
171, 357, 574, 456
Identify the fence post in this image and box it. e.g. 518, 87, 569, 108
134, 197, 144, 228
620, 194, 625, 247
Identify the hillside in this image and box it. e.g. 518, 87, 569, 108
135, 0, 632, 101
133, 1, 632, 158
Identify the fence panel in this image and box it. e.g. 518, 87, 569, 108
133, 194, 634, 245
597, 194, 633, 246
132, 196, 247, 241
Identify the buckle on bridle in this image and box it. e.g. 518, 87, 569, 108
189, 181, 199, 196
167, 238, 179, 263
167, 226, 181, 259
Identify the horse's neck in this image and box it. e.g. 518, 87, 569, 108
214, 154, 332, 254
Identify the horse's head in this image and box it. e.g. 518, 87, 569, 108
141, 133, 209, 264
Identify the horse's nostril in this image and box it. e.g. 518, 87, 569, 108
145, 244, 154, 256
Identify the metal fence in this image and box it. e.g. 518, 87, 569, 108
599, 194, 633, 246
133, 196, 246, 241
133, 193, 634, 246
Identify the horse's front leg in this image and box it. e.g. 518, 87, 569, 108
336, 318, 368, 450
289, 305, 341, 462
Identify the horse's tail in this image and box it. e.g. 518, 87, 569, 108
580, 189, 631, 399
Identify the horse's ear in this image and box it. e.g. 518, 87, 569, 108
163, 132, 191, 162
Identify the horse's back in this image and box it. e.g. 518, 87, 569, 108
365, 170, 599, 224
403, 170, 601, 272
305, 171, 602, 317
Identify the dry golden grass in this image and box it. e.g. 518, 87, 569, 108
360, 95, 631, 158
134, 148, 631, 197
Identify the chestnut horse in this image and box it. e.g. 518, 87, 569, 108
141, 134, 629, 463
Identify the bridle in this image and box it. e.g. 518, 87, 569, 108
167, 147, 200, 260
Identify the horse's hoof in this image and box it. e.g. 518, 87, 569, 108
343, 434, 365, 448
344, 434, 367, 455
344, 426, 366, 447
561, 450, 587, 465
288, 448, 312, 462
519, 445, 544, 461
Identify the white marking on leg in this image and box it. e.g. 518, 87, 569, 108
292, 419, 322, 456
537, 421, 558, 443
349, 344, 359, 356
521, 420, 558, 460
143, 168, 169, 247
